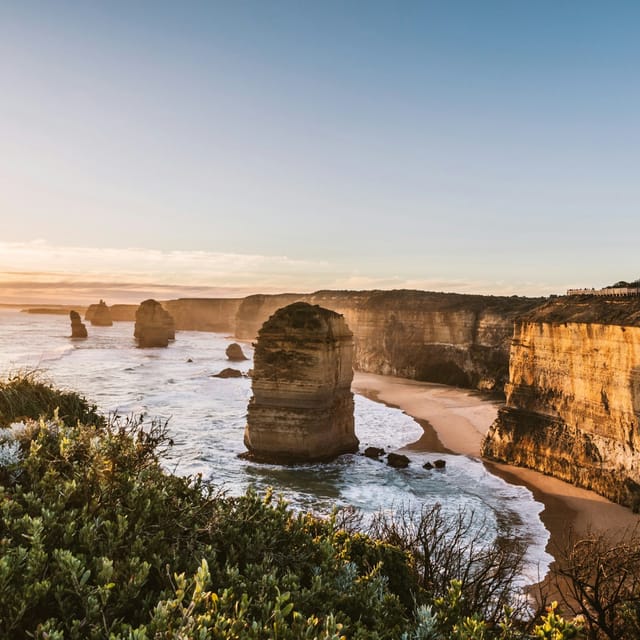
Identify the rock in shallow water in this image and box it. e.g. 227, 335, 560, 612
213, 368, 244, 379
387, 453, 410, 468
225, 342, 248, 361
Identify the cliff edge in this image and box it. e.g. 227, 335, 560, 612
483, 297, 640, 509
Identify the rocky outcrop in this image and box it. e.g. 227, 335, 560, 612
244, 302, 358, 462
213, 368, 244, 379
69, 310, 88, 338
236, 291, 544, 392
483, 299, 640, 509
134, 299, 176, 348
225, 343, 248, 361
387, 453, 410, 468
85, 300, 113, 326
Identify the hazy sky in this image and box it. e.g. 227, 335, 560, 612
1, 1, 639, 303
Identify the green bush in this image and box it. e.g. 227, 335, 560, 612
0, 373, 104, 427
0, 377, 584, 639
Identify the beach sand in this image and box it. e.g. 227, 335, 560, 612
353, 372, 640, 555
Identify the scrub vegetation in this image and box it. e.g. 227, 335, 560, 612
1, 375, 628, 639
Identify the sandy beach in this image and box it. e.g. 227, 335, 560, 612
353, 372, 640, 554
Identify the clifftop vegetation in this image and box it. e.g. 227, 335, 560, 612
1, 376, 634, 638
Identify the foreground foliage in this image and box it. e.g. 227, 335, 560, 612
0, 377, 586, 638
0, 373, 104, 428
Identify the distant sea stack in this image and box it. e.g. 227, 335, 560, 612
482, 295, 640, 509
134, 299, 176, 348
69, 310, 88, 338
85, 300, 113, 326
244, 302, 358, 462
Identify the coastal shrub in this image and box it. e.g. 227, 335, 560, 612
0, 373, 104, 427
552, 527, 640, 639
0, 377, 585, 639
368, 503, 529, 626
0, 415, 411, 638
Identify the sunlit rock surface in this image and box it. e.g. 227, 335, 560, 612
69, 310, 87, 338
244, 302, 358, 462
134, 299, 176, 348
483, 296, 640, 508
85, 300, 113, 326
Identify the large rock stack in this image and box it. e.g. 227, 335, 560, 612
85, 300, 113, 326
244, 301, 358, 462
69, 310, 88, 338
134, 299, 176, 348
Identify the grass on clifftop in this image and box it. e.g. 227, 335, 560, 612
0, 373, 104, 428
0, 375, 587, 639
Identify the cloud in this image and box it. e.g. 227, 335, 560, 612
0, 240, 560, 305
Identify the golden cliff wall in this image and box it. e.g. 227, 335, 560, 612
483, 319, 640, 508
163, 298, 242, 332
236, 291, 543, 392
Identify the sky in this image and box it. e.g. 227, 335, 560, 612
1, 1, 639, 304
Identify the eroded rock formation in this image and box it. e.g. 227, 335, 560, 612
225, 343, 247, 361
69, 310, 88, 338
244, 302, 358, 462
483, 297, 640, 509
85, 300, 113, 326
134, 299, 175, 348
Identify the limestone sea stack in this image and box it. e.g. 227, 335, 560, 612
69, 310, 88, 338
134, 299, 176, 348
244, 302, 358, 462
85, 300, 113, 326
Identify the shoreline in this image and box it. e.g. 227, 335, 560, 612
353, 372, 640, 556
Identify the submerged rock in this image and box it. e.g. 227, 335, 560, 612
225, 342, 248, 361
85, 300, 113, 326
134, 299, 175, 348
69, 310, 88, 339
244, 301, 358, 463
364, 446, 385, 459
213, 368, 243, 379
433, 459, 446, 469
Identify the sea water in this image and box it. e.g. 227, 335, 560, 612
0, 308, 552, 585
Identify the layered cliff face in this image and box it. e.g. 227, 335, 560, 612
163, 298, 242, 332
483, 303, 640, 508
244, 302, 358, 462
236, 291, 543, 392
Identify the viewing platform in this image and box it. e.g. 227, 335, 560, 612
566, 287, 640, 297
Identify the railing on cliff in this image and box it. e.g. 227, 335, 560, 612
566, 287, 640, 297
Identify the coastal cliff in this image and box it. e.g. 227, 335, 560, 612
163, 298, 242, 332
483, 296, 640, 509
236, 290, 543, 392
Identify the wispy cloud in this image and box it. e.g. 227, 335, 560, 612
0, 240, 559, 305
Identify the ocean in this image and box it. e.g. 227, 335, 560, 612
0, 308, 552, 585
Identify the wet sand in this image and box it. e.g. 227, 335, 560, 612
353, 372, 640, 553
